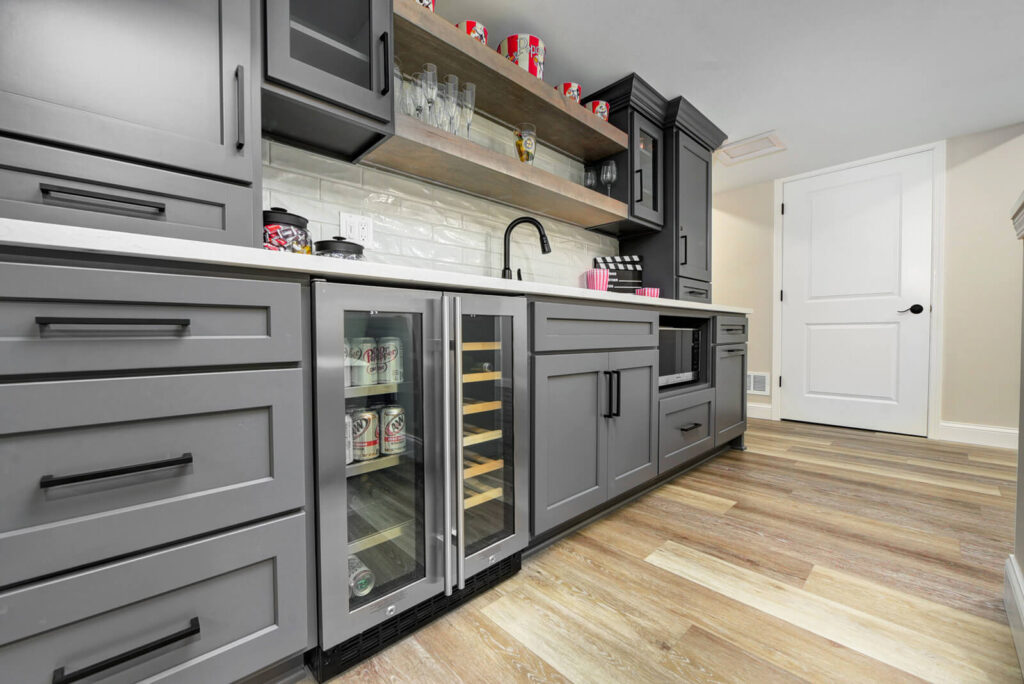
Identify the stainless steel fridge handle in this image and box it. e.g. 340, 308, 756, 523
441, 295, 453, 596
454, 295, 466, 590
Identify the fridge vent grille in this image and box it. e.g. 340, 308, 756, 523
747, 371, 770, 395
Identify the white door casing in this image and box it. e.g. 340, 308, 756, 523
780, 150, 934, 435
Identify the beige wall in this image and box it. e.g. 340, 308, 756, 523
711, 121, 1024, 428
711, 181, 775, 405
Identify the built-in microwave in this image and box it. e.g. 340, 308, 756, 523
658, 326, 701, 387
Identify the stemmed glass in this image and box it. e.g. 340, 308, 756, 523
459, 83, 476, 138
441, 74, 459, 133
600, 160, 617, 196
421, 63, 437, 125
410, 72, 426, 120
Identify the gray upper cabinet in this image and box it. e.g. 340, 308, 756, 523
606, 349, 658, 497
677, 131, 712, 283
533, 353, 609, 535
630, 113, 666, 228
715, 344, 747, 446
0, 0, 256, 183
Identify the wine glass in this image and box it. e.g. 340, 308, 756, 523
583, 168, 597, 189
460, 83, 476, 138
600, 160, 617, 196
421, 63, 437, 125
411, 72, 426, 120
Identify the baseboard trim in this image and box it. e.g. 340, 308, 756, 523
747, 402, 773, 420
1005, 556, 1024, 674
931, 420, 1018, 449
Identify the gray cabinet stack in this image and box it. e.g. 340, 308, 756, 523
0, 259, 310, 682
0, 0, 262, 246
531, 302, 658, 536
714, 316, 749, 446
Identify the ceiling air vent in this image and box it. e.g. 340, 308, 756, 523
716, 131, 786, 166
747, 371, 770, 396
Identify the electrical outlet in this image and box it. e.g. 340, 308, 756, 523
338, 212, 373, 245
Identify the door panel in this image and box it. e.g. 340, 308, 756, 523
314, 283, 443, 649
677, 131, 711, 282
0, 0, 254, 182
533, 353, 608, 535
659, 388, 715, 472
715, 345, 747, 446
607, 349, 658, 497
631, 112, 664, 226
781, 151, 933, 434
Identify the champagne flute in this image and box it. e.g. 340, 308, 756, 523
421, 63, 437, 125
460, 83, 476, 138
411, 72, 426, 121
442, 74, 459, 132
600, 160, 617, 196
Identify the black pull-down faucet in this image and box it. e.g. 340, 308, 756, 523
502, 216, 551, 279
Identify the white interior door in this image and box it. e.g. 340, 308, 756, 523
780, 150, 934, 435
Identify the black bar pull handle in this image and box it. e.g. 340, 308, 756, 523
612, 370, 622, 417
40, 453, 194, 489
680, 235, 688, 266
39, 183, 166, 215
380, 32, 391, 95
52, 617, 200, 684
603, 371, 613, 418
235, 64, 246, 150
36, 316, 191, 328
679, 422, 702, 432
635, 169, 643, 204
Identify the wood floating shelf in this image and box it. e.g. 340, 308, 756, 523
346, 453, 404, 477
349, 520, 411, 554
463, 425, 503, 447
463, 398, 502, 415
464, 484, 504, 510
462, 370, 502, 384
392, 0, 628, 162
463, 341, 501, 351
464, 452, 504, 479
365, 116, 628, 229
346, 382, 400, 398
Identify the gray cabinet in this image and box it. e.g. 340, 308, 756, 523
607, 349, 658, 497
659, 388, 715, 472
677, 131, 712, 282
532, 302, 658, 352
0, 0, 257, 183
677, 277, 712, 304
715, 344, 747, 446
532, 353, 609, 535
715, 315, 749, 344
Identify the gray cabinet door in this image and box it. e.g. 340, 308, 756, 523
265, 0, 394, 125
533, 353, 609, 535
659, 388, 715, 473
677, 131, 712, 282
532, 301, 658, 352
606, 349, 658, 497
630, 112, 665, 227
677, 277, 712, 304
0, 0, 255, 183
715, 344, 747, 446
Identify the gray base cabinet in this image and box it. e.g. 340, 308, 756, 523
715, 344, 747, 446
607, 349, 659, 497
659, 388, 716, 472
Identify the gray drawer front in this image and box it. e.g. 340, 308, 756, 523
0, 513, 308, 684
0, 262, 302, 376
0, 136, 255, 246
532, 302, 657, 352
677, 277, 712, 304
715, 315, 748, 344
0, 369, 306, 587
659, 388, 716, 473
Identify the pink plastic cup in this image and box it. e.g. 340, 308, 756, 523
585, 268, 610, 291
635, 287, 660, 298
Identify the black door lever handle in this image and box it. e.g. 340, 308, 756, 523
897, 304, 925, 314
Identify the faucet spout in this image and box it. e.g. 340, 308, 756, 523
502, 216, 551, 279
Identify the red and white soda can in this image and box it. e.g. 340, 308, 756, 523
498, 34, 545, 79
415, 0, 435, 11
557, 82, 582, 103
456, 20, 487, 45
588, 100, 610, 121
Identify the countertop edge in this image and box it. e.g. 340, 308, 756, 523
0, 219, 753, 315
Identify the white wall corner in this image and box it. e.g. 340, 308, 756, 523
747, 403, 774, 420
1005, 556, 1024, 674
932, 420, 1018, 450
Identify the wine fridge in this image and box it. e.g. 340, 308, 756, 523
311, 283, 528, 657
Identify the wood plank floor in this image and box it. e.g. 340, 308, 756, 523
326, 419, 1022, 683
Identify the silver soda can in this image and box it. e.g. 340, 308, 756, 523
350, 337, 377, 386
380, 405, 406, 455
345, 413, 354, 465
348, 555, 375, 597
351, 410, 379, 460
377, 337, 403, 383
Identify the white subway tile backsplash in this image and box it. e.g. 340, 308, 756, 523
262, 140, 617, 286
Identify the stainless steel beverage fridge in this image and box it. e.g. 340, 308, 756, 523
309, 283, 528, 676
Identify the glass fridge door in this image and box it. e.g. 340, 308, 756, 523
315, 284, 443, 649
455, 295, 529, 582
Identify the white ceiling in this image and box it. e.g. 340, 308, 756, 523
435, 0, 1024, 192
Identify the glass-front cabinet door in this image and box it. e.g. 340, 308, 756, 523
454, 295, 529, 582
265, 0, 393, 123
314, 283, 443, 649
631, 112, 665, 227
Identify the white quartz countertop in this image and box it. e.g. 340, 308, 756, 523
0, 219, 752, 315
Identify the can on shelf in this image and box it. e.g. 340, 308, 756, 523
345, 413, 354, 465
381, 405, 407, 455
350, 337, 378, 386
351, 409, 379, 461
348, 555, 375, 597
377, 337, 403, 384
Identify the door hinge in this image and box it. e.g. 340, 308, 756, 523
781, 203, 785, 215
779, 376, 782, 388
779, 289, 784, 302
